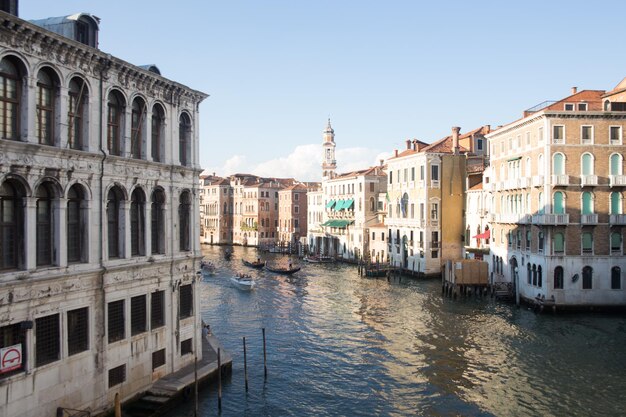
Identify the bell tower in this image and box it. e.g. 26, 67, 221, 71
322, 119, 336, 180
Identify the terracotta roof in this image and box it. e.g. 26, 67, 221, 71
420, 135, 469, 154
542, 90, 605, 111
469, 182, 483, 191
603, 77, 626, 98
333, 165, 386, 180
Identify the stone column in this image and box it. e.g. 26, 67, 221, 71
57, 86, 69, 149
56, 197, 67, 268
122, 199, 131, 259
24, 196, 37, 270
145, 202, 152, 256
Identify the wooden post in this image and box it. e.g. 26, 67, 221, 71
243, 336, 249, 392
262, 328, 268, 381
194, 354, 198, 417
217, 348, 222, 411
114, 393, 121, 417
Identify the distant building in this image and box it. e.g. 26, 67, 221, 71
487, 85, 626, 306
278, 183, 310, 247
200, 174, 233, 244
0, 3, 207, 416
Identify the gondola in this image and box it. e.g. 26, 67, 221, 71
242, 259, 264, 269
224, 249, 232, 260
264, 262, 301, 275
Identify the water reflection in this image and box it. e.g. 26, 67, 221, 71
173, 246, 626, 417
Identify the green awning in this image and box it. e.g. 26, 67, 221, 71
325, 200, 336, 209
507, 156, 522, 162
334, 199, 345, 210
344, 199, 354, 210
322, 219, 353, 228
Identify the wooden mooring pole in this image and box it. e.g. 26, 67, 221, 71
262, 327, 268, 381
194, 354, 198, 417
217, 348, 222, 411
243, 336, 249, 392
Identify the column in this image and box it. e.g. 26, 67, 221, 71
24, 197, 37, 270
55, 197, 67, 268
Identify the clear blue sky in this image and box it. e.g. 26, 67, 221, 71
20, 1, 626, 181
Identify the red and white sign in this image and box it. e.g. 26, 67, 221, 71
0, 344, 22, 373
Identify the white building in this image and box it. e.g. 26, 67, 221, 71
0, 4, 207, 416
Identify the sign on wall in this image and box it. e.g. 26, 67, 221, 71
0, 344, 22, 373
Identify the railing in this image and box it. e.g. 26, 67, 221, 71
430, 219, 439, 227
518, 214, 532, 224
610, 214, 626, 225
580, 175, 598, 187
430, 241, 441, 249
580, 214, 598, 225
532, 175, 544, 187
532, 213, 570, 225
610, 175, 626, 187
551, 175, 570, 186
488, 213, 497, 223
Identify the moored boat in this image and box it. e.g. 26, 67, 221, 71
230, 273, 255, 290
264, 262, 301, 275
304, 255, 335, 263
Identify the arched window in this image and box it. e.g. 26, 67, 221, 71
0, 179, 25, 269
611, 266, 621, 290
610, 153, 622, 176
610, 232, 622, 253
0, 57, 22, 140
151, 104, 165, 162
36, 68, 58, 146
401, 193, 408, 218
179, 113, 192, 166
581, 153, 594, 176
151, 189, 165, 255
67, 184, 87, 263
68, 77, 88, 150
532, 264, 537, 286
525, 157, 531, 177
554, 266, 564, 289
538, 192, 544, 214
179, 191, 191, 251
527, 263, 531, 284
223, 202, 227, 214
553, 153, 565, 176
538, 231, 544, 253
581, 191, 593, 215
582, 232, 593, 254
130, 188, 146, 256
610, 192, 622, 215
36, 182, 56, 266
130, 97, 146, 159
465, 226, 470, 245
553, 191, 565, 214
537, 265, 543, 288
538, 153, 544, 176
107, 186, 125, 259
369, 197, 375, 212
107, 91, 125, 156
553, 232, 564, 254
582, 266, 593, 289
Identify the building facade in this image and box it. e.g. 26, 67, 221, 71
200, 174, 232, 245
0, 5, 207, 416
278, 183, 308, 246
487, 86, 626, 306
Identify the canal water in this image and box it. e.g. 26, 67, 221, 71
170, 245, 626, 417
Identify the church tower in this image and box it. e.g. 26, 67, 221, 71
322, 118, 336, 180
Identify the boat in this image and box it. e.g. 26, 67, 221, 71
200, 261, 216, 276
304, 255, 335, 263
224, 249, 233, 260
243, 259, 264, 269
230, 273, 255, 290
264, 262, 301, 275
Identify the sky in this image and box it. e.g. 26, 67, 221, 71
20, 1, 626, 181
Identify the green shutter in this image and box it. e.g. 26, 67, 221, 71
582, 154, 592, 176
611, 192, 621, 215
554, 233, 564, 252
582, 192, 592, 215
553, 192, 564, 214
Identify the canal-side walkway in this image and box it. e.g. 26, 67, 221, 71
121, 330, 232, 417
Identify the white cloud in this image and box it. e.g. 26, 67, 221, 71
204, 145, 387, 182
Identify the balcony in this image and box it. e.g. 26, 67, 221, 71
610, 175, 626, 187
518, 177, 529, 188
610, 214, 626, 225
430, 241, 441, 249
431, 180, 440, 189
580, 214, 598, 225
580, 175, 598, 187
518, 214, 532, 224
532, 213, 570, 225
551, 175, 570, 186
487, 213, 497, 223
532, 175, 544, 187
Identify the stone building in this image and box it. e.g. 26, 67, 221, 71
199, 174, 232, 245
278, 183, 309, 247
487, 85, 626, 306
0, 4, 207, 416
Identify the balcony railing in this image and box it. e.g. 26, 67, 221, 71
532, 175, 544, 187
580, 175, 598, 187
610, 175, 626, 187
532, 213, 570, 225
580, 214, 598, 225
551, 175, 570, 186
430, 241, 441, 249
610, 214, 626, 225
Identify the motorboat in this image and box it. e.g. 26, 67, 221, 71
303, 255, 335, 263
242, 259, 265, 269
200, 261, 216, 276
230, 273, 255, 290
264, 262, 301, 275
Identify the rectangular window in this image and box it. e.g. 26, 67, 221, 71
151, 290, 165, 329
525, 132, 531, 146
152, 348, 166, 370
389, 171, 393, 184
538, 127, 544, 143
582, 233, 593, 254
553, 125, 564, 143
294, 193, 299, 201
538, 232, 544, 253
108, 364, 126, 388
610, 126, 622, 144
67, 307, 89, 356
131, 295, 147, 336
578, 103, 588, 111
430, 203, 438, 220
179, 284, 193, 319
564, 103, 574, 111
108, 300, 125, 343
181, 338, 193, 355
431, 165, 439, 181
294, 206, 299, 214
477, 138, 483, 151
411, 167, 415, 181
35, 314, 60, 367
403, 168, 408, 182
581, 125, 593, 144
420, 165, 424, 180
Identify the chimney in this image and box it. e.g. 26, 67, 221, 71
412, 139, 417, 151
379, 159, 384, 167
571, 86, 578, 95
406, 139, 411, 150
485, 125, 490, 133
394, 149, 398, 157
452, 126, 461, 155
